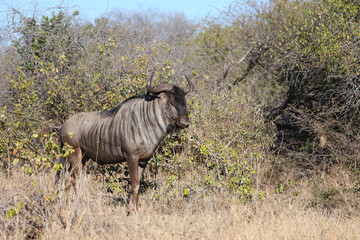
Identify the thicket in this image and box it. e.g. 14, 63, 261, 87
197, 0, 360, 173
1, 0, 360, 237
258, 0, 360, 171
0, 6, 268, 203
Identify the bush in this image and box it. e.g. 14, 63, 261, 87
0, 5, 277, 204
204, 0, 360, 171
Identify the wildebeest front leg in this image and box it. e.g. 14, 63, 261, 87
127, 155, 141, 212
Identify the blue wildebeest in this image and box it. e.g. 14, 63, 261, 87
56, 72, 193, 212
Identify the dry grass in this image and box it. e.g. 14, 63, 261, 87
1, 167, 360, 240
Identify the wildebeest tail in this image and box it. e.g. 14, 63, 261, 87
55, 140, 66, 184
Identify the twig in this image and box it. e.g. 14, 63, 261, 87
218, 46, 254, 85
225, 135, 238, 148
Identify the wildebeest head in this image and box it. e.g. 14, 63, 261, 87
146, 72, 194, 129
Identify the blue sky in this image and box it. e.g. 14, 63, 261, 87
0, 0, 235, 22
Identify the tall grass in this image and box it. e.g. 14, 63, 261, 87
1, 169, 359, 239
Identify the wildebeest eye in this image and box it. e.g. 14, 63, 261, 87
145, 94, 158, 101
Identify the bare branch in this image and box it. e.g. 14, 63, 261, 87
218, 46, 254, 84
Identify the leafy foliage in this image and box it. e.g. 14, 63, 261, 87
205, 0, 360, 170
2, 1, 360, 237
0, 6, 272, 208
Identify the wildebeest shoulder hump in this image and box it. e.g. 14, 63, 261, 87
100, 95, 145, 118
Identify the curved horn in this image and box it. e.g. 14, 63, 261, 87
146, 70, 173, 93
184, 75, 194, 94
146, 70, 155, 89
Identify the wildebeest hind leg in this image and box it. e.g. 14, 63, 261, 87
66, 147, 84, 192
137, 160, 148, 181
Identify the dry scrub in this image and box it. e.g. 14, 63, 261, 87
2, 1, 360, 239
1, 167, 359, 240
